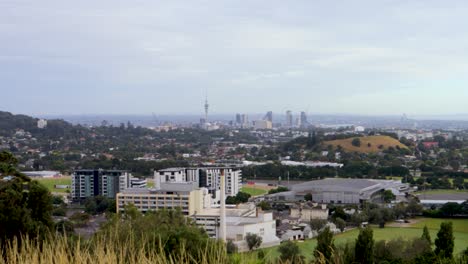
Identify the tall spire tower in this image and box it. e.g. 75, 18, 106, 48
204, 93, 209, 122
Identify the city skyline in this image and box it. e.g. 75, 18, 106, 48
1, 1, 468, 116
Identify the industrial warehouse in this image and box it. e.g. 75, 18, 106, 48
266, 178, 410, 204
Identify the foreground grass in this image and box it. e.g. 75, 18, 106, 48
241, 186, 268, 196
36, 177, 71, 193
248, 218, 468, 262
1, 235, 264, 264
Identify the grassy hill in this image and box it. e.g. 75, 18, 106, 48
324, 135, 407, 153
245, 218, 468, 262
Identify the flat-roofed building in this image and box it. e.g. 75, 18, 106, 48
155, 167, 242, 203
116, 182, 211, 215
290, 203, 329, 221
72, 169, 131, 200
266, 178, 410, 204
192, 204, 280, 252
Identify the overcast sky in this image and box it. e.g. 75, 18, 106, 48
1, 0, 468, 116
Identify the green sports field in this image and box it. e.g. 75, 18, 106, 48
241, 186, 268, 196
247, 218, 468, 261
36, 177, 72, 193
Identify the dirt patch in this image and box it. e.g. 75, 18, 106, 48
386, 218, 423, 228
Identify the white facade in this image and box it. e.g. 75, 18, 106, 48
155, 167, 242, 203
253, 120, 272, 130
192, 205, 280, 252
290, 204, 329, 221
37, 119, 47, 129
354, 126, 365, 132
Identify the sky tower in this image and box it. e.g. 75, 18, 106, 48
204, 96, 209, 122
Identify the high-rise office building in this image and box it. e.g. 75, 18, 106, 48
286, 110, 293, 127
300, 111, 308, 127
71, 169, 131, 200
235, 113, 242, 124
241, 114, 249, 128
263, 111, 273, 122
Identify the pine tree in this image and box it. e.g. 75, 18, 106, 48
435, 222, 454, 259
354, 226, 374, 264
421, 225, 432, 245
314, 226, 335, 263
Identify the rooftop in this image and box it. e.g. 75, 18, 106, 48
121, 182, 200, 194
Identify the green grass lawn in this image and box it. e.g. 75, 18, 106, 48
241, 186, 268, 196
386, 176, 403, 181
36, 177, 71, 193
248, 218, 468, 262
415, 189, 468, 195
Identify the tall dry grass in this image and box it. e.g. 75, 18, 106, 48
0, 234, 262, 264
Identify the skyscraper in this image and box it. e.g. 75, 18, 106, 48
300, 111, 308, 127
286, 110, 293, 127
241, 114, 249, 128
235, 113, 242, 124
263, 111, 273, 122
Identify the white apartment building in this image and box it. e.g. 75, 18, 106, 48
155, 167, 242, 203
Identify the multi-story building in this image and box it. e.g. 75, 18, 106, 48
285, 110, 293, 127
71, 169, 131, 200
235, 113, 242, 124
116, 182, 211, 215
192, 204, 280, 252
154, 167, 242, 204
37, 119, 47, 129
130, 177, 147, 188
263, 111, 273, 123
300, 111, 308, 127
253, 120, 272, 130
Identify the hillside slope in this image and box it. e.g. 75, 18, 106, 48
324, 135, 408, 153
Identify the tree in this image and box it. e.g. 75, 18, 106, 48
354, 226, 374, 264
245, 233, 262, 251
382, 190, 396, 203
304, 193, 313, 201
258, 201, 271, 211
453, 177, 465, 189
406, 199, 423, 216
439, 202, 462, 217
84, 196, 114, 215
226, 196, 237, 204
0, 152, 53, 245
351, 138, 361, 147
314, 226, 335, 262
310, 219, 328, 231
268, 186, 289, 194
226, 240, 238, 254
435, 222, 454, 259
235, 191, 251, 203
331, 206, 347, 221
279, 240, 303, 263
421, 225, 432, 245
334, 217, 346, 232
